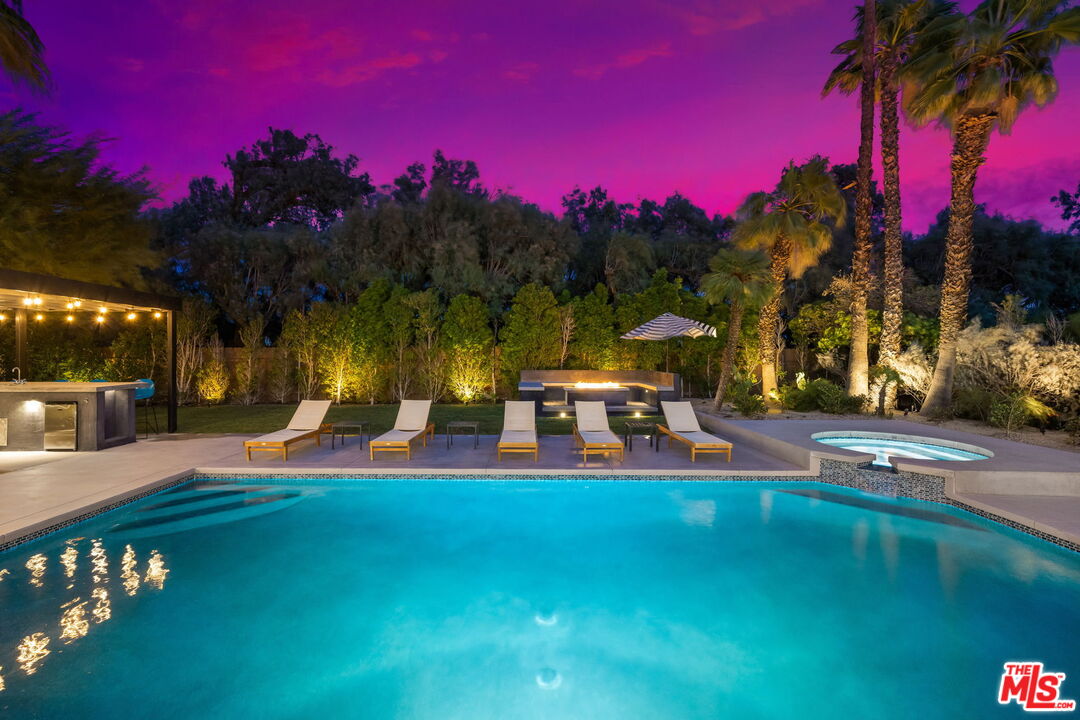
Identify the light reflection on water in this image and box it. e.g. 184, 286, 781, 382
0, 539, 169, 690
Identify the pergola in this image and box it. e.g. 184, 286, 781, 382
0, 268, 181, 433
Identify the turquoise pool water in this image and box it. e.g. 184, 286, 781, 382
1, 479, 1077, 718
814, 436, 991, 467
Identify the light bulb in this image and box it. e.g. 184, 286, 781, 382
0, 313, 6, 321
65, 315, 75, 322
33, 297, 42, 305
22, 298, 32, 305
66, 302, 74, 310
126, 312, 136, 321
153, 311, 162, 319
34, 313, 44, 321
95, 315, 105, 324
73, 300, 82, 308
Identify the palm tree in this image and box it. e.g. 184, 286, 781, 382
904, 0, 1080, 415
701, 248, 774, 409
0, 0, 49, 90
825, 0, 957, 408
734, 156, 847, 405
824, 0, 877, 402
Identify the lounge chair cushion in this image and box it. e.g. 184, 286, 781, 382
578, 429, 620, 446
575, 401, 611, 433
248, 429, 313, 444
503, 401, 535, 432
395, 400, 432, 431
499, 429, 537, 445
372, 428, 425, 445
661, 401, 702, 433
672, 430, 730, 447
286, 400, 332, 431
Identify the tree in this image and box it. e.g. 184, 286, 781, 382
604, 231, 654, 295
1052, 182, 1080, 235
175, 298, 215, 406
0, 111, 157, 285
225, 128, 374, 229
499, 283, 562, 388
407, 289, 446, 402
701, 249, 775, 409
825, 0, 955, 407
904, 0, 1080, 414
442, 294, 493, 402
0, 0, 49, 90
569, 284, 618, 369
825, 0, 878, 400
278, 309, 321, 401
734, 157, 847, 404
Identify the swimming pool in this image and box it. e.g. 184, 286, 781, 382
1, 478, 1077, 718
813, 431, 992, 467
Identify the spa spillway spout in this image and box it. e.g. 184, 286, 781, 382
10, 367, 26, 384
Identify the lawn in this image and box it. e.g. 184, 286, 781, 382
145, 403, 663, 436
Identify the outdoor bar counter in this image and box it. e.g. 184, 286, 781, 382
0, 382, 140, 451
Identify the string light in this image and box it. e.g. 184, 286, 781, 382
0, 314, 6, 322
22, 298, 32, 306
34, 298, 42, 305
65, 302, 74, 310
98, 307, 108, 314
95, 315, 106, 324
126, 312, 137, 321
153, 311, 163, 319
65, 315, 75, 323
33, 314, 44, 322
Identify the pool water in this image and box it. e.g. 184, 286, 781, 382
1, 479, 1078, 719
814, 436, 990, 467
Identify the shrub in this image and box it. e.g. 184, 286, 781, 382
988, 393, 1055, 433
779, 378, 864, 414
196, 339, 230, 404
953, 387, 1000, 423
729, 378, 766, 417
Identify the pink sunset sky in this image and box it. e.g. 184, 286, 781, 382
9, 0, 1080, 232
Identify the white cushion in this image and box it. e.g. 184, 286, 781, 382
578, 429, 620, 446
499, 430, 537, 445
661, 401, 701, 433
395, 400, 431, 431
248, 429, 312, 443
286, 400, 331, 430
575, 401, 611, 432
504, 401, 535, 432
372, 428, 424, 445
673, 430, 731, 447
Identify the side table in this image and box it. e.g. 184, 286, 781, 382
446, 420, 480, 449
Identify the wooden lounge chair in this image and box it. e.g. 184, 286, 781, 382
497, 401, 538, 461
369, 400, 436, 460
244, 400, 332, 462
658, 401, 733, 462
572, 401, 624, 463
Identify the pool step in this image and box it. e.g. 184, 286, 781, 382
108, 484, 306, 539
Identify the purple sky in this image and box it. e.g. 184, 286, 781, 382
10, 0, 1080, 232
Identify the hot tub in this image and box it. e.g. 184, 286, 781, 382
812, 431, 992, 467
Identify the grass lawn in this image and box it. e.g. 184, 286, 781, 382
144, 403, 663, 436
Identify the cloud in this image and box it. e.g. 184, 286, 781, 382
429, 49, 449, 63
667, 0, 822, 35
574, 43, 672, 79
315, 52, 423, 87
502, 62, 540, 82
411, 29, 434, 42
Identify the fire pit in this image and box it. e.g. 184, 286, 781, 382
517, 370, 680, 414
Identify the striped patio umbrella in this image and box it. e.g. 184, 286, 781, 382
620, 313, 717, 341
